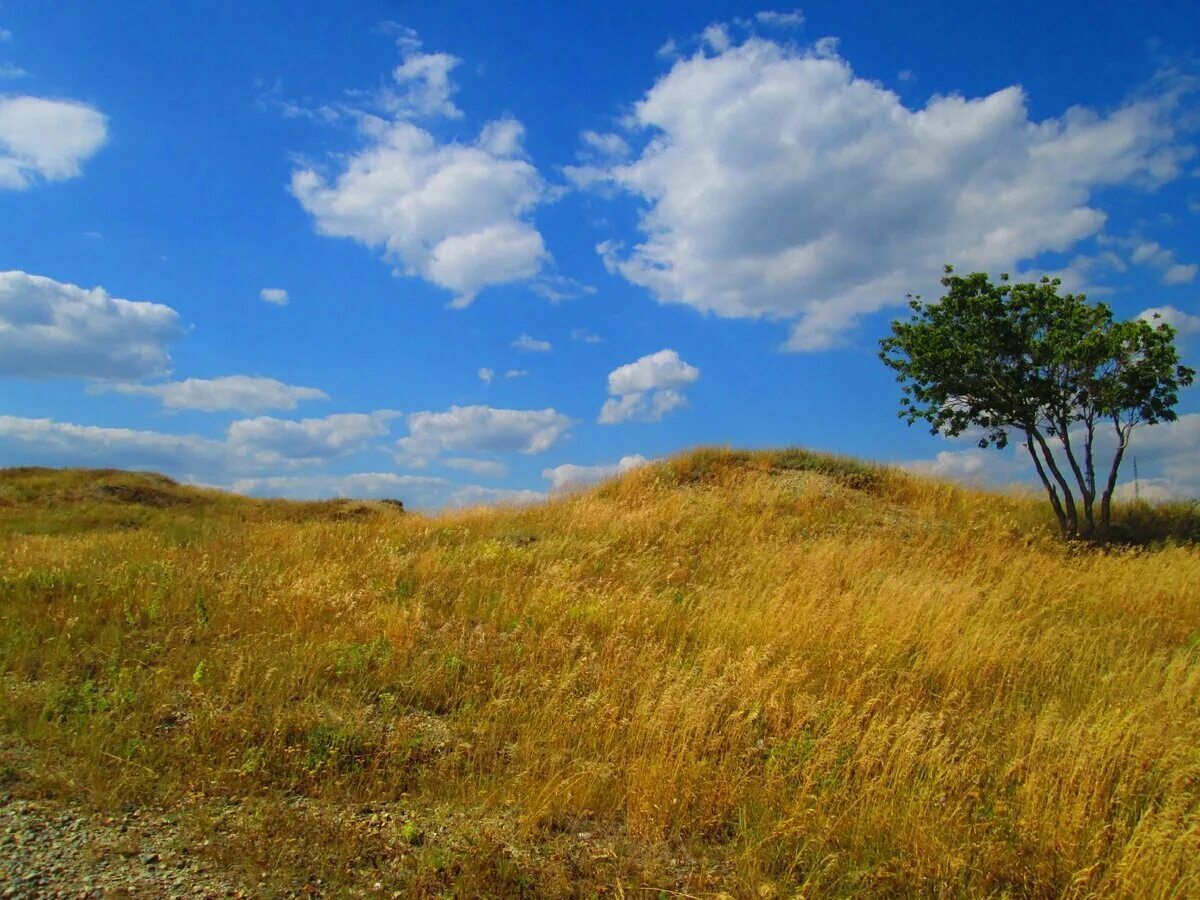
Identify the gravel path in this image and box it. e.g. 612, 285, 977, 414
0, 791, 247, 899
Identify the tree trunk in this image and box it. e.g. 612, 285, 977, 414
1099, 423, 1131, 538
1057, 422, 1094, 537
1025, 430, 1068, 536
1031, 428, 1079, 537
1083, 420, 1097, 506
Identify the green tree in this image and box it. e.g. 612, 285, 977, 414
880, 267, 1194, 539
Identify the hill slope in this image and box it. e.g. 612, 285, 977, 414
2, 450, 1198, 897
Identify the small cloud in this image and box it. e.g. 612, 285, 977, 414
260, 287, 288, 306
898, 69, 916, 83
1126, 239, 1196, 285
530, 274, 596, 302
599, 389, 688, 424
0, 96, 108, 190
656, 38, 680, 60
580, 130, 630, 161
570, 328, 604, 344
599, 349, 699, 425
82, 231, 102, 241
1163, 263, 1197, 285
504, 369, 528, 379
754, 10, 805, 28
511, 333, 552, 352
701, 24, 732, 52
478, 367, 495, 384
0, 62, 28, 79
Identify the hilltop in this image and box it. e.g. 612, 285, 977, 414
1, 450, 1198, 897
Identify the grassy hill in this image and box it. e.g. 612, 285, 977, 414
2, 451, 1198, 897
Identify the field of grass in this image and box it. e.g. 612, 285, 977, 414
2, 451, 1199, 897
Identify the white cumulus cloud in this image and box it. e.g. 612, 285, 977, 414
290, 32, 552, 307
292, 117, 549, 307
0, 413, 394, 484
389, 42, 462, 119
397, 405, 573, 463
599, 349, 700, 424
0, 415, 241, 480
1127, 240, 1197, 285
0, 270, 182, 380
585, 35, 1194, 350
606, 348, 699, 394
0, 95, 107, 189
103, 375, 329, 413
227, 411, 398, 466
259, 287, 288, 305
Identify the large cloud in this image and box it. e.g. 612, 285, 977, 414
586, 35, 1193, 350
227, 411, 398, 466
0, 415, 240, 480
396, 405, 573, 463
292, 118, 548, 307
0, 413, 547, 509
0, 270, 182, 379
0, 96, 107, 189
105, 376, 329, 413
0, 411, 400, 478
599, 349, 699, 424
290, 33, 551, 306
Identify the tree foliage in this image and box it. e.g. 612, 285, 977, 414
880, 267, 1194, 538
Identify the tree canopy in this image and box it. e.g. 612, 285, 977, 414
880, 267, 1194, 538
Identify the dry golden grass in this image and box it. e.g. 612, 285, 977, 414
1, 451, 1198, 897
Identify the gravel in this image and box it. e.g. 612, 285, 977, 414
0, 791, 247, 898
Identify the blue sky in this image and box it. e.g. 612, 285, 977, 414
1, 0, 1198, 507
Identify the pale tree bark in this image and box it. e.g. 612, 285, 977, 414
1056, 421, 1094, 537
1025, 429, 1068, 536
1099, 420, 1133, 536
1030, 427, 1079, 536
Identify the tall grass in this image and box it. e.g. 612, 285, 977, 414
1, 453, 1198, 897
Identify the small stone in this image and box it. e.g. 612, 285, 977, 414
141, 852, 160, 865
